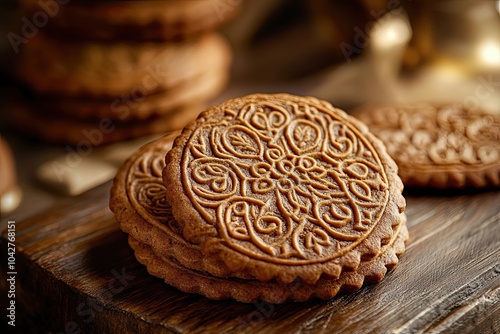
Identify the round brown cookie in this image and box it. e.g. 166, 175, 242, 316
111, 134, 407, 282
16, 32, 231, 98
18, 0, 242, 42
355, 104, 500, 189
163, 93, 406, 284
35, 60, 230, 121
110, 133, 246, 278
8, 101, 203, 146
127, 222, 408, 303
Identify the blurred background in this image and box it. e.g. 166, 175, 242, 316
0, 0, 499, 225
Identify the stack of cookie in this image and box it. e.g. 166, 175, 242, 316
111, 94, 409, 303
11, 0, 240, 145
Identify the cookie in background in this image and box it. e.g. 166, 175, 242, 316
355, 103, 500, 189
17, 0, 242, 42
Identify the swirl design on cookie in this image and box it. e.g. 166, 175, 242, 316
177, 97, 391, 265
357, 103, 500, 188
130, 149, 171, 223
375, 105, 498, 166
114, 134, 251, 278
111, 130, 407, 301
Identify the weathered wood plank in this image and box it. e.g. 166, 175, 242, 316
1, 184, 499, 333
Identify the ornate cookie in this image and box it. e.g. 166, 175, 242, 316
128, 221, 407, 303
110, 133, 245, 278
16, 32, 230, 98
164, 94, 406, 284
19, 0, 242, 42
355, 104, 500, 188
111, 134, 407, 286
111, 132, 408, 302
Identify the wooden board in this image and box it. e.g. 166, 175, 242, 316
1, 183, 499, 333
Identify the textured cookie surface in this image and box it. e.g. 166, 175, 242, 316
111, 135, 407, 285
128, 221, 408, 303
110, 134, 243, 278
111, 134, 408, 303
356, 104, 500, 188
164, 93, 406, 284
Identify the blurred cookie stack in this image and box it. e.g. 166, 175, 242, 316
11, 0, 241, 145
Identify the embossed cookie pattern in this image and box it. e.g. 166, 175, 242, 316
357, 104, 500, 188
129, 149, 172, 224
110, 96, 408, 301
368, 105, 498, 167
179, 99, 391, 265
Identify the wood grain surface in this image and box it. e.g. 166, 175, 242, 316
1, 183, 499, 334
